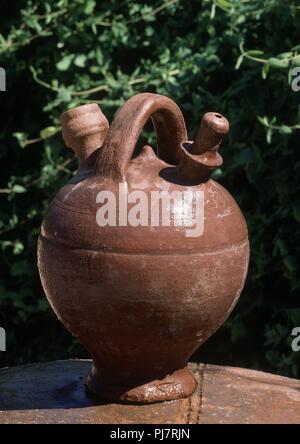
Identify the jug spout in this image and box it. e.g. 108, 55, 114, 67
60, 103, 109, 167
178, 112, 229, 183
190, 112, 229, 155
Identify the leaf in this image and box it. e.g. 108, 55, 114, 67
13, 240, 24, 255
216, 0, 233, 11
84, 0, 96, 15
57, 87, 71, 102
95, 47, 103, 64
278, 125, 292, 135
257, 116, 269, 126
291, 55, 300, 67
74, 54, 87, 68
56, 54, 74, 71
39, 126, 58, 139
210, 3, 216, 19
262, 63, 269, 79
280, 52, 293, 59
11, 184, 26, 193
268, 57, 289, 68
235, 54, 244, 70
247, 50, 264, 56
13, 132, 28, 148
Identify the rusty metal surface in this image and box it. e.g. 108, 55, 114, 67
0, 360, 299, 424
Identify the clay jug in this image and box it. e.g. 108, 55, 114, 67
38, 93, 249, 404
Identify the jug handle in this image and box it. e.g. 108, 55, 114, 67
95, 93, 187, 181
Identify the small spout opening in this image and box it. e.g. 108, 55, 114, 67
215, 114, 222, 119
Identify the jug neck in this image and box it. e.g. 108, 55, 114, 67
178, 112, 229, 183
60, 103, 109, 167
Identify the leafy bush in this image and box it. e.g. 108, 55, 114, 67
0, 0, 299, 376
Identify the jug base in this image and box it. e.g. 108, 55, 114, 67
85, 365, 197, 404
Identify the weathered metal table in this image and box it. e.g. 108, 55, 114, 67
0, 360, 299, 424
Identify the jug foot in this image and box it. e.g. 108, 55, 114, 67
85, 366, 197, 404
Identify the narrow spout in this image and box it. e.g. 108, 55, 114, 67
178, 112, 229, 184
190, 112, 229, 155
61, 103, 109, 167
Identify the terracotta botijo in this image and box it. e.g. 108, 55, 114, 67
38, 93, 249, 404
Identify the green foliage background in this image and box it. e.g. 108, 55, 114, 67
0, 0, 299, 376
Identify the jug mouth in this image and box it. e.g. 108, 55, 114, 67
175, 140, 223, 184
60, 103, 109, 166
180, 140, 223, 167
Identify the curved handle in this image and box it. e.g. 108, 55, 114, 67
95, 93, 187, 181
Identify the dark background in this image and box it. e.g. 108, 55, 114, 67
0, 0, 299, 377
